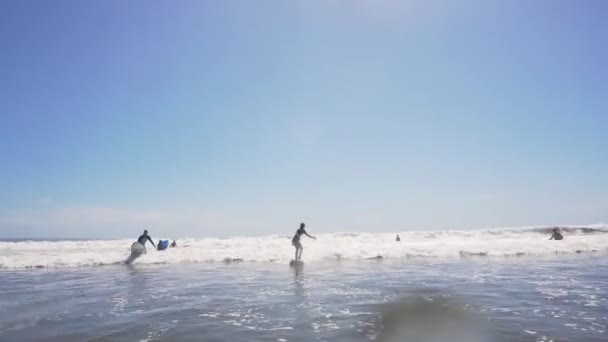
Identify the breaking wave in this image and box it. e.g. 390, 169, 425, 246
1, 225, 607, 269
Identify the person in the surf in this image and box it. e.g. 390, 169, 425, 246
396, 235, 401, 242
170, 240, 177, 248
292, 223, 315, 261
549, 228, 564, 240
137, 230, 156, 250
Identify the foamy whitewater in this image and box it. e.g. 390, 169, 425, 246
2, 225, 608, 269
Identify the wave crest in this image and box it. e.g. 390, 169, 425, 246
1, 225, 607, 269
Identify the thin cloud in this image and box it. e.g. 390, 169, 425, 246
0, 206, 246, 238
39, 196, 53, 205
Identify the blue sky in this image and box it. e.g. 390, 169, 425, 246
1, 0, 606, 238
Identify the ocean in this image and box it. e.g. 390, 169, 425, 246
0, 226, 607, 341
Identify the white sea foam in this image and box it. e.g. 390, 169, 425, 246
1, 225, 607, 269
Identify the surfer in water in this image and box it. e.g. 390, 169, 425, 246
125, 229, 155, 264
292, 223, 315, 261
549, 228, 564, 240
138, 230, 156, 250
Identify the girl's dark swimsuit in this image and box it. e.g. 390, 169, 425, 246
292, 228, 306, 243
138, 234, 154, 246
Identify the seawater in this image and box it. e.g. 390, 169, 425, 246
0, 254, 607, 341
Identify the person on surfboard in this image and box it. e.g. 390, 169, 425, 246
292, 223, 315, 261
137, 229, 156, 250
125, 229, 155, 264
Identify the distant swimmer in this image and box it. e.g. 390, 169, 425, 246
549, 228, 564, 241
396, 235, 401, 242
171, 240, 177, 248
137, 229, 156, 250
292, 223, 316, 261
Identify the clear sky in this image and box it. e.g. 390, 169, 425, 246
1, 0, 606, 239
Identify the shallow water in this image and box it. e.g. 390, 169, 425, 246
1, 254, 606, 341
